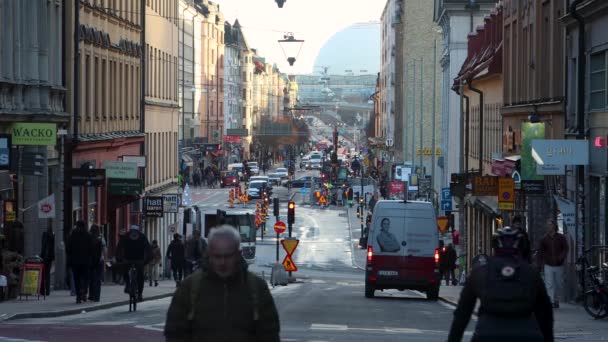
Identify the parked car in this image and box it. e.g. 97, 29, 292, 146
220, 171, 240, 188
365, 200, 441, 300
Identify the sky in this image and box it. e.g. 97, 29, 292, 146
214, 0, 386, 75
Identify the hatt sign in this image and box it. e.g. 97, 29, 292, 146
144, 196, 163, 217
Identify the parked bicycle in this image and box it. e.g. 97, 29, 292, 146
577, 247, 608, 319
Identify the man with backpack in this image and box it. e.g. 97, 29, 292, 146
164, 225, 280, 341
447, 226, 553, 342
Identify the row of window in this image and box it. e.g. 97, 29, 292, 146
147, 0, 177, 25
145, 131, 177, 186
81, 52, 139, 129
591, 51, 608, 111
146, 44, 178, 101
92, 0, 142, 26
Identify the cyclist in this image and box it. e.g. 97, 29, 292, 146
447, 227, 553, 342
116, 224, 151, 302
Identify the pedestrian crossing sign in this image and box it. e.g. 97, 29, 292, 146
282, 255, 298, 272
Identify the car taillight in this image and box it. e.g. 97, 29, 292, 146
434, 248, 440, 264
367, 246, 373, 263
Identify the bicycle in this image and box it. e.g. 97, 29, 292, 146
127, 263, 138, 312
577, 247, 608, 319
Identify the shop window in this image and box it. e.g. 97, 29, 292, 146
72, 187, 82, 224
590, 51, 607, 110
88, 186, 97, 226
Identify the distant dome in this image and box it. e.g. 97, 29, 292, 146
314, 23, 380, 75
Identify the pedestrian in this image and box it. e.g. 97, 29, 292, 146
184, 230, 207, 276
147, 240, 162, 287
438, 240, 447, 282
88, 224, 106, 302
511, 215, 532, 263
66, 220, 93, 304
368, 193, 378, 213
444, 243, 457, 286
39, 226, 55, 296
447, 226, 553, 342
164, 225, 280, 341
336, 187, 344, 207
539, 218, 569, 309
167, 233, 185, 285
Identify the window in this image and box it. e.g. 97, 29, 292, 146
94, 57, 99, 119
102, 59, 107, 118
85, 55, 91, 121
590, 52, 607, 110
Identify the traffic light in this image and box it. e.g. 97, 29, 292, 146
287, 201, 295, 224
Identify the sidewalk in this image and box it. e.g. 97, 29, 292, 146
0, 280, 176, 321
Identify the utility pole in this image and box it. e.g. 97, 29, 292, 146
419, 57, 424, 172
411, 59, 416, 167
431, 39, 437, 197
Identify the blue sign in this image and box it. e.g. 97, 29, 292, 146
300, 187, 308, 194
441, 200, 452, 211
441, 187, 451, 201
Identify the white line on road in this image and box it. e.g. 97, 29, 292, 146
310, 324, 348, 331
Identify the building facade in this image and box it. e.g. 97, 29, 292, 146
434, 0, 497, 188
200, 1, 225, 145
144, 0, 180, 253
401, 0, 443, 196
562, 0, 608, 261
453, 5, 504, 267
0, 0, 68, 286
380, 0, 399, 152
65, 1, 145, 260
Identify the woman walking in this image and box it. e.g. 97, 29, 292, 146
148, 240, 162, 287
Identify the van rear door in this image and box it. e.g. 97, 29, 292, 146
370, 208, 406, 279
401, 207, 438, 282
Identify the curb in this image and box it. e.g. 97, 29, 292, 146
438, 296, 458, 307
3, 292, 175, 321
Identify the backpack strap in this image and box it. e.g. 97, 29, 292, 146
246, 272, 260, 321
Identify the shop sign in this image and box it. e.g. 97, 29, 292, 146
121, 155, 146, 168
521, 180, 544, 194
3, 199, 16, 223
163, 194, 181, 213
472, 176, 498, 196
0, 135, 11, 170
11, 123, 56, 146
144, 196, 164, 217
71, 168, 105, 186
497, 178, 514, 211
521, 122, 545, 181
224, 135, 241, 143
103, 161, 138, 179
389, 181, 405, 195
108, 178, 143, 196
531, 139, 589, 166
536, 164, 565, 176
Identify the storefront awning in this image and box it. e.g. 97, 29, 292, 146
471, 196, 500, 216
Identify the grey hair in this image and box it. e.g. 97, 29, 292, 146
208, 225, 241, 250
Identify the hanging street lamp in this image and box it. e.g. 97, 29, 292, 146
278, 33, 304, 66
275, 0, 286, 8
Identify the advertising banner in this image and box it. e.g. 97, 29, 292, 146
521, 122, 545, 181
11, 123, 56, 146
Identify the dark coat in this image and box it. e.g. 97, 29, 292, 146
66, 229, 93, 267
539, 233, 568, 267
40, 231, 55, 263
447, 256, 553, 342
164, 258, 280, 342
167, 240, 186, 266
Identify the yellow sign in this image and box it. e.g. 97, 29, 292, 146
319, 196, 327, 205
437, 217, 449, 234
498, 177, 515, 211
282, 255, 298, 272
21, 269, 40, 296
435, 148, 442, 156
281, 238, 300, 255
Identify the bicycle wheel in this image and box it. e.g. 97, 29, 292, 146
583, 290, 606, 319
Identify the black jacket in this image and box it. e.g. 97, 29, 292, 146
66, 229, 93, 267
40, 231, 55, 263
448, 255, 553, 342
116, 229, 151, 263
167, 240, 186, 265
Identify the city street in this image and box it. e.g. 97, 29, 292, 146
3, 168, 608, 341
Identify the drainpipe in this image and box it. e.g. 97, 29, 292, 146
468, 82, 483, 175
570, 0, 586, 260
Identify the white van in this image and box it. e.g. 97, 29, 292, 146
365, 200, 441, 299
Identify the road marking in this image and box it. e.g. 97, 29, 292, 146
85, 321, 135, 326
0, 338, 48, 342
310, 324, 348, 331
135, 323, 165, 332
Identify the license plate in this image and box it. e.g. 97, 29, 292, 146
378, 270, 398, 276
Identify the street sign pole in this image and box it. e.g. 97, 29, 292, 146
276, 231, 279, 263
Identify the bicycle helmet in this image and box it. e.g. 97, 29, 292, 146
492, 226, 524, 251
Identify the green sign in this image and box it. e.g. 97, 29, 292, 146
108, 178, 143, 196
11, 123, 56, 146
521, 122, 545, 181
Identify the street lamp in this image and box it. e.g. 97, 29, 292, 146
278, 33, 304, 66
275, 0, 286, 8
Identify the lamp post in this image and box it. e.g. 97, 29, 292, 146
278, 33, 305, 67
